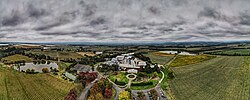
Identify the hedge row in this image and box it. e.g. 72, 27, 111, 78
115, 80, 126, 86
131, 81, 153, 86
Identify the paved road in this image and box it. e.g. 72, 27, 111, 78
78, 78, 99, 100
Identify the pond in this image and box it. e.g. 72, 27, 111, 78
14, 62, 58, 72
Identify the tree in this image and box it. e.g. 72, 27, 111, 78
42, 68, 49, 73
118, 91, 131, 100
26, 69, 31, 73
104, 87, 112, 98
31, 69, 35, 73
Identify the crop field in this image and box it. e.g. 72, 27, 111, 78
169, 56, 250, 100
0, 66, 75, 100
1, 54, 33, 63
170, 55, 215, 67
207, 49, 250, 56
143, 52, 175, 65
26, 51, 83, 60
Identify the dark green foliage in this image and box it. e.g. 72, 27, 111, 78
131, 82, 153, 86
114, 79, 126, 86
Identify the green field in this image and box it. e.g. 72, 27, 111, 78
170, 55, 215, 67
1, 54, 33, 64
0, 65, 75, 100
143, 52, 174, 65
130, 80, 158, 90
26, 51, 83, 60
207, 49, 250, 56
169, 56, 250, 100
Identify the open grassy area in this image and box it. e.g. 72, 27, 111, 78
143, 52, 175, 65
57, 62, 72, 71
207, 49, 250, 56
130, 80, 158, 90
0, 65, 75, 100
169, 56, 250, 100
108, 72, 129, 84
170, 55, 215, 67
26, 51, 83, 60
1, 54, 33, 63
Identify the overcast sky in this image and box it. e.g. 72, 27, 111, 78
0, 0, 250, 42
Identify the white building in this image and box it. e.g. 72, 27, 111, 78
127, 69, 138, 73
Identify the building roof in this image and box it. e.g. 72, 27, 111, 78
127, 69, 138, 73
138, 61, 147, 66
71, 64, 92, 72
65, 72, 76, 81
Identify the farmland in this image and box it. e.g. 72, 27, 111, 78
0, 65, 75, 100
170, 55, 215, 67
1, 54, 33, 63
169, 56, 250, 100
26, 51, 83, 60
206, 49, 250, 56
143, 52, 175, 65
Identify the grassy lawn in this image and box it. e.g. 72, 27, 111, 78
207, 49, 250, 55
160, 68, 168, 90
0, 65, 75, 100
57, 62, 72, 71
143, 52, 174, 65
169, 56, 250, 100
1, 54, 33, 63
130, 80, 158, 90
108, 72, 129, 84
170, 55, 215, 67
26, 51, 83, 60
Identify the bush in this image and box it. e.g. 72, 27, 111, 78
42, 68, 49, 73
131, 82, 153, 86
115, 79, 126, 86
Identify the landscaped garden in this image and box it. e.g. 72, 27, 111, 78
108, 72, 129, 85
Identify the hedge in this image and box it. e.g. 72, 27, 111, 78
131, 82, 153, 86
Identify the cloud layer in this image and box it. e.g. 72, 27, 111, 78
0, 0, 250, 42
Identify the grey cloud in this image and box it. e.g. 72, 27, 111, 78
1, 0, 250, 42
27, 4, 48, 18
148, 6, 160, 15
90, 16, 106, 25
198, 7, 221, 19
240, 12, 250, 25
2, 10, 23, 26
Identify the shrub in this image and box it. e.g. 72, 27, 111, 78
131, 82, 153, 86
42, 68, 49, 73
115, 79, 126, 86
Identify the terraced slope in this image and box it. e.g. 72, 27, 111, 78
169, 56, 250, 100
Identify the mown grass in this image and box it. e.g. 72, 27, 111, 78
1, 54, 33, 63
0, 65, 75, 100
169, 56, 250, 100
108, 72, 129, 84
26, 51, 83, 60
170, 55, 215, 67
143, 52, 175, 65
208, 49, 250, 55
130, 80, 158, 90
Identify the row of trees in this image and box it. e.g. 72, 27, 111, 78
97, 64, 119, 72
33, 60, 51, 65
